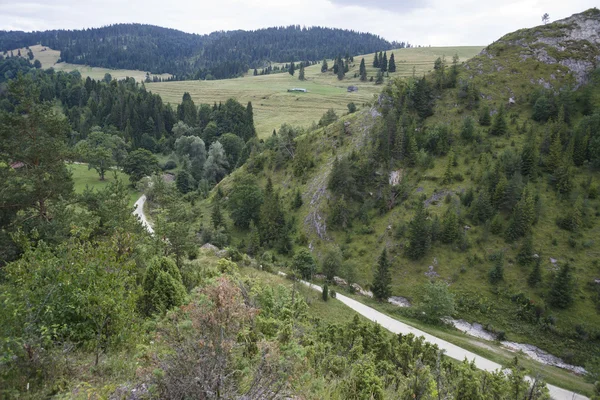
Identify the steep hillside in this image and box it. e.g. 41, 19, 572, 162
195, 8, 600, 373
0, 24, 396, 79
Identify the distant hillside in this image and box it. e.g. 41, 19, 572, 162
0, 24, 400, 79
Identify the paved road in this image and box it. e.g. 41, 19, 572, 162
133, 195, 154, 234
288, 275, 589, 400
132, 195, 587, 400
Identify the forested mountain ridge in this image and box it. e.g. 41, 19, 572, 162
0, 24, 399, 79
196, 7, 600, 378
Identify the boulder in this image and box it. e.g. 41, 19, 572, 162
333, 276, 348, 286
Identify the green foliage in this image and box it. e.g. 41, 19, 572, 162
441, 205, 460, 244
528, 256, 543, 287
292, 247, 316, 280
549, 263, 574, 309
75, 127, 128, 180
228, 173, 263, 229
176, 169, 196, 194
372, 249, 391, 301
517, 235, 535, 266
489, 252, 505, 284
319, 108, 338, 127
406, 202, 431, 260
122, 148, 160, 184
259, 178, 290, 253
479, 103, 491, 126
142, 256, 186, 315
322, 282, 329, 301
490, 105, 508, 136
419, 280, 456, 321
322, 246, 343, 281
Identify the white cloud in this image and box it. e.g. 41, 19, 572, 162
0, 0, 597, 46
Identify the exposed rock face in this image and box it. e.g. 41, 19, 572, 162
487, 8, 600, 86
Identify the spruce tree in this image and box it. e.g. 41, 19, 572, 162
547, 132, 563, 172
372, 248, 391, 301
322, 283, 329, 301
289, 61, 295, 76
388, 53, 396, 72
253, 68, 258, 76
247, 220, 260, 256
381, 51, 388, 72
299, 63, 305, 81
321, 58, 329, 73
211, 200, 224, 229
521, 128, 539, 178
505, 185, 535, 242
489, 254, 504, 284
359, 58, 367, 81
490, 106, 508, 136
517, 235, 535, 266
441, 206, 460, 244
373, 52, 379, 68
442, 150, 454, 185
375, 70, 384, 84
479, 104, 491, 126
337, 60, 345, 80
259, 177, 288, 251
549, 263, 574, 309
293, 188, 303, 209
407, 202, 431, 260
527, 256, 542, 287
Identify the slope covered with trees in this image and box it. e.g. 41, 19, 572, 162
191, 8, 600, 379
0, 24, 397, 79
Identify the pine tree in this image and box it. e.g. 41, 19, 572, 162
293, 188, 303, 209
489, 254, 504, 284
479, 104, 491, 126
517, 235, 535, 266
299, 63, 305, 81
527, 256, 542, 287
505, 185, 535, 242
554, 158, 573, 195
549, 263, 574, 308
490, 106, 508, 136
289, 61, 295, 76
373, 52, 379, 68
375, 70, 384, 85
547, 132, 563, 172
359, 58, 367, 81
372, 248, 391, 301
441, 206, 460, 244
211, 200, 224, 229
381, 51, 388, 72
470, 191, 494, 224
321, 58, 329, 73
442, 150, 454, 185
337, 59, 345, 80
253, 68, 258, 76
521, 128, 539, 178
407, 202, 431, 260
259, 177, 288, 251
388, 53, 396, 72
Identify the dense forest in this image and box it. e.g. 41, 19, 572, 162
0, 24, 402, 79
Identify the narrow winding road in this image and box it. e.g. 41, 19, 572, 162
134, 195, 588, 400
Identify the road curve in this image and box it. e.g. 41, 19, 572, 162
132, 195, 587, 400
283, 274, 588, 400
133, 194, 154, 234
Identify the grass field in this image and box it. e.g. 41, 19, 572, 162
147, 46, 483, 138
10, 44, 172, 82
68, 163, 139, 206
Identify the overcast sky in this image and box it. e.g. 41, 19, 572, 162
0, 0, 597, 46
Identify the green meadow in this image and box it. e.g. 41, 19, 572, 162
147, 46, 483, 138
68, 163, 139, 206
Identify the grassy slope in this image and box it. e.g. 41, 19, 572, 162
10, 44, 172, 82
192, 17, 600, 373
147, 46, 483, 138
68, 163, 139, 206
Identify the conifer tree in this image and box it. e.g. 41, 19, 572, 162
527, 256, 542, 287
554, 158, 573, 195
337, 60, 345, 80
441, 206, 460, 244
547, 132, 563, 172
470, 191, 494, 224
322, 283, 329, 301
381, 51, 388, 72
359, 58, 367, 81
442, 150, 454, 185
321, 58, 329, 73
460, 116, 475, 142
388, 53, 396, 72
289, 61, 295, 76
492, 174, 508, 210
259, 177, 288, 251
479, 104, 491, 126
253, 68, 258, 76
521, 128, 539, 178
372, 248, 391, 301
505, 185, 535, 242
489, 253, 504, 284
211, 200, 224, 229
247, 220, 261, 256
549, 263, 574, 308
293, 188, 303, 209
299, 63, 305, 81
375, 70, 384, 84
517, 235, 535, 266
490, 106, 508, 136
373, 52, 379, 68
407, 202, 431, 260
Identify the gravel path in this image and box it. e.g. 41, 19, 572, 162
131, 195, 587, 400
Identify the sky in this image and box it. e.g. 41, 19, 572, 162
0, 0, 597, 46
